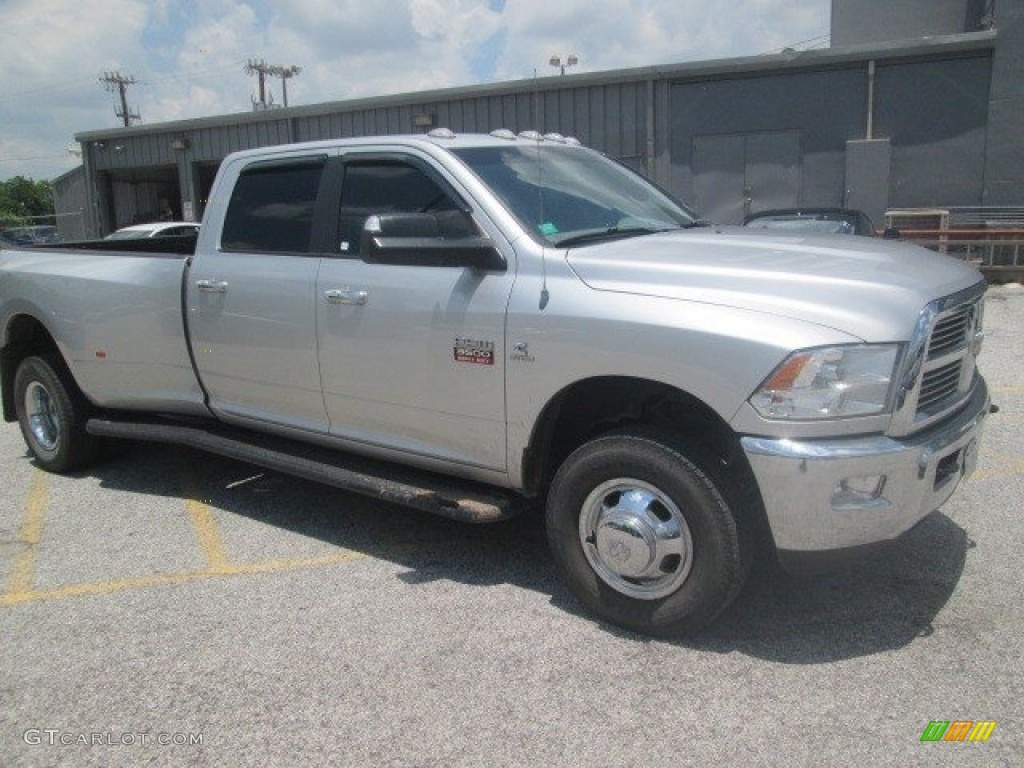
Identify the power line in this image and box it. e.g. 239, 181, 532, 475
763, 32, 831, 55
141, 58, 250, 85
0, 153, 74, 164
0, 59, 250, 102
0, 75, 99, 101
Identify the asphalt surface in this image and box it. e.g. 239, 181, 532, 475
2, 285, 1023, 767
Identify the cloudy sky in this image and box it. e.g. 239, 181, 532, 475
0, 0, 830, 182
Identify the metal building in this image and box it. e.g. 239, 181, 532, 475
69, 0, 1022, 238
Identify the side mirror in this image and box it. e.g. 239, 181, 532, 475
360, 212, 506, 271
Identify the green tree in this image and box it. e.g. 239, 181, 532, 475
0, 176, 55, 227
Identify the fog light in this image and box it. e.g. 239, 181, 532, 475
832, 475, 888, 511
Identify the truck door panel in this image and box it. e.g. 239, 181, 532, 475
187, 156, 329, 432
316, 155, 512, 470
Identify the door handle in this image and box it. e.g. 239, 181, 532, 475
196, 279, 229, 294
324, 288, 368, 306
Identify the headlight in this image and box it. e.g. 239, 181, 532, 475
750, 344, 900, 420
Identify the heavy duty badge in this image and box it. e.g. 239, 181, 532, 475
453, 337, 495, 365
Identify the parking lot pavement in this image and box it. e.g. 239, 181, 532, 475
1, 285, 1023, 768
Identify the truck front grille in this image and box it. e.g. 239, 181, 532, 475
917, 360, 963, 415
891, 283, 985, 436
928, 305, 975, 360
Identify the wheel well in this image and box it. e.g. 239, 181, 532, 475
525, 377, 740, 489
1, 315, 60, 422
523, 375, 774, 558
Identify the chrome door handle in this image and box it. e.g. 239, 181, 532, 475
196, 279, 229, 294
324, 288, 368, 306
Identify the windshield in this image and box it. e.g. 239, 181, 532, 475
451, 145, 700, 246
745, 217, 856, 235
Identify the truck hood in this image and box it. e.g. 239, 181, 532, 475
565, 228, 985, 342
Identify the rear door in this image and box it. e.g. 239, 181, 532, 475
187, 154, 330, 433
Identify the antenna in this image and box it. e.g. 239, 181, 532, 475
530, 67, 549, 309
537, 137, 549, 309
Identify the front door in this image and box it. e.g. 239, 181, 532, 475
315, 153, 513, 471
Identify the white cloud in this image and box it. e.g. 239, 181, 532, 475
0, 0, 830, 181
493, 0, 829, 79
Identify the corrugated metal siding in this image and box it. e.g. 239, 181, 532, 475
74, 38, 1004, 235
875, 55, 992, 207
669, 67, 867, 214
127, 82, 650, 168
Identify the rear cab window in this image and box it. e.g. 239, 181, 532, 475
221, 156, 326, 253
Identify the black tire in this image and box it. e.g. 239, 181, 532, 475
546, 429, 749, 636
13, 354, 100, 472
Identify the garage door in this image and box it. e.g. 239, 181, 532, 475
692, 130, 802, 224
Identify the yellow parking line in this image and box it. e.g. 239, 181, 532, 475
0, 551, 367, 607
993, 386, 1024, 394
6, 468, 48, 595
178, 454, 233, 572
186, 499, 232, 572
971, 458, 1024, 482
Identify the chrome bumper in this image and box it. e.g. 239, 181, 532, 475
741, 378, 990, 569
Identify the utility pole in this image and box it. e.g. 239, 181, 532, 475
244, 59, 272, 109
100, 71, 140, 126
246, 59, 301, 110
269, 65, 301, 108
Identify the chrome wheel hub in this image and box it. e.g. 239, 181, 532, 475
579, 479, 693, 600
25, 381, 60, 452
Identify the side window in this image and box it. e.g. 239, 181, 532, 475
338, 161, 462, 255
222, 158, 325, 253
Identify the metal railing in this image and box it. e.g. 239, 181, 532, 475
890, 228, 1024, 268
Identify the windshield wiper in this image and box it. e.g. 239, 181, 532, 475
553, 226, 675, 248
682, 219, 712, 229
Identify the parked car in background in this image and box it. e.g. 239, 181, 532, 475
0, 225, 61, 245
743, 208, 876, 237
105, 222, 200, 240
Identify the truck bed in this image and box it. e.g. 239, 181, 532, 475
0, 240, 205, 415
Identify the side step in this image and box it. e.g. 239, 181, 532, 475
86, 415, 522, 524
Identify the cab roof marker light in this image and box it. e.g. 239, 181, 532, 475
427, 128, 456, 139
564, 136, 582, 146
518, 130, 543, 141
489, 129, 517, 140
543, 132, 566, 143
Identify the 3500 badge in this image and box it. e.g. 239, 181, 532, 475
453, 337, 495, 366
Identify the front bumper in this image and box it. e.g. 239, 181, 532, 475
741, 377, 990, 572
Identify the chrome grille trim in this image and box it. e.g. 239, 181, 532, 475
928, 306, 973, 360
918, 360, 962, 412
889, 281, 986, 437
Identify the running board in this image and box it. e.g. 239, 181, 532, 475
86, 416, 521, 524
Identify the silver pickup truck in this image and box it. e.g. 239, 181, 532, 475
0, 130, 991, 635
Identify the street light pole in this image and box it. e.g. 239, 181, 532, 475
549, 54, 579, 75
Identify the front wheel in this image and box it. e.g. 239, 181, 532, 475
546, 429, 748, 636
14, 355, 100, 472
